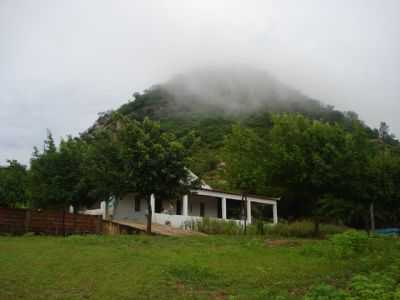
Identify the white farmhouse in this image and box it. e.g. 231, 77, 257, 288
83, 172, 279, 229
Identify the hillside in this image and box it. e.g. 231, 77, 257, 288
95, 66, 379, 188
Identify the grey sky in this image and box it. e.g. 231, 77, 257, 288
1, 0, 400, 165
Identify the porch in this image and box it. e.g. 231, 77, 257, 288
113, 189, 279, 229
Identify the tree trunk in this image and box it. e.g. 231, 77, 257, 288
146, 195, 152, 234
369, 202, 375, 233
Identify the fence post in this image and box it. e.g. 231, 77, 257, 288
24, 210, 31, 233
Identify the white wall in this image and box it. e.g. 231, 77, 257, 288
153, 213, 202, 228
113, 193, 147, 221
188, 194, 219, 218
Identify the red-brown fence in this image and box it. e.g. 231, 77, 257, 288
0, 207, 102, 235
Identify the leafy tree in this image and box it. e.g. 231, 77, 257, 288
29, 132, 95, 210
83, 126, 130, 218
117, 115, 193, 233
266, 114, 350, 234
0, 160, 28, 208
223, 123, 268, 195
29, 132, 61, 208
330, 123, 374, 230
57, 137, 97, 210
86, 114, 193, 233
367, 148, 400, 227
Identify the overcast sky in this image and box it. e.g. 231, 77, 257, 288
1, 0, 400, 165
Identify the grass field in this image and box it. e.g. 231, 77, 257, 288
0, 234, 398, 300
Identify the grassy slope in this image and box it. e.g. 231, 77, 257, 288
1, 235, 397, 300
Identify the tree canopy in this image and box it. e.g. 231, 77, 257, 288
0, 160, 28, 208
223, 114, 400, 230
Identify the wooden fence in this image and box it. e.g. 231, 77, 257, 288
0, 207, 103, 235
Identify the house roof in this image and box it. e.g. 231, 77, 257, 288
187, 169, 279, 203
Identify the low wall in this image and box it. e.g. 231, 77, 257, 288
0, 207, 102, 235
153, 213, 202, 228
153, 213, 244, 229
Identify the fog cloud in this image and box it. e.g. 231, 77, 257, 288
1, 0, 400, 164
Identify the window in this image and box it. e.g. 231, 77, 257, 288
135, 198, 141, 212
200, 202, 205, 217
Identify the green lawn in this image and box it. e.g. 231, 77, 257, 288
0, 234, 397, 300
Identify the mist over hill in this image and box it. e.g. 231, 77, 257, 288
163, 65, 308, 114
117, 65, 353, 124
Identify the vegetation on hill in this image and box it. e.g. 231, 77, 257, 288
111, 68, 397, 186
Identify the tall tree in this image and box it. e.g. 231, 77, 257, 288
223, 123, 267, 195
0, 160, 29, 208
83, 125, 132, 218
117, 116, 193, 233
86, 114, 193, 233
223, 123, 270, 230
29, 132, 95, 210
29, 132, 61, 208
266, 114, 350, 234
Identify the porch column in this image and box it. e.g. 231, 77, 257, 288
221, 197, 227, 220
150, 194, 155, 215
247, 199, 252, 224
273, 203, 278, 224
182, 194, 188, 216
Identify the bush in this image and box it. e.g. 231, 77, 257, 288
304, 284, 347, 300
349, 273, 397, 300
329, 230, 369, 257
304, 273, 399, 300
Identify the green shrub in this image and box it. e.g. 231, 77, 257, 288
329, 230, 369, 257
263, 221, 347, 238
304, 273, 399, 300
187, 219, 347, 237
349, 273, 397, 300
304, 284, 347, 300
